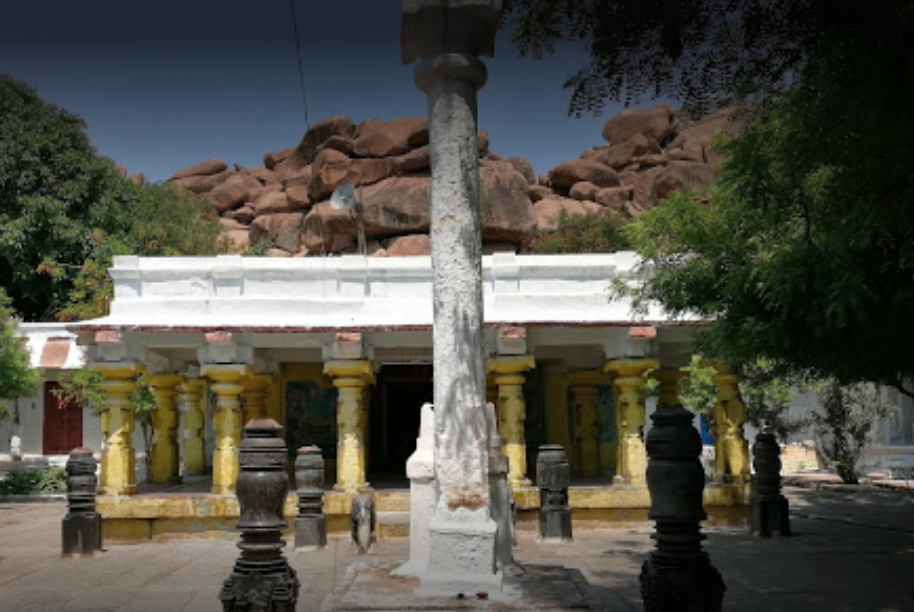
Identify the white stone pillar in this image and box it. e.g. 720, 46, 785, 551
394, 403, 436, 577
402, 0, 503, 593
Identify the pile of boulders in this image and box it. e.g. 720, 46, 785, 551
167, 104, 741, 257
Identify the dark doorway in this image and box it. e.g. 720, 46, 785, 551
43, 381, 83, 455
370, 364, 433, 483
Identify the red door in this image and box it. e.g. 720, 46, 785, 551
43, 382, 83, 455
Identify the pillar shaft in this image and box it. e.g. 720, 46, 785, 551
242, 374, 273, 425
179, 379, 207, 477
324, 360, 374, 492
653, 369, 685, 409
148, 374, 185, 485
487, 355, 536, 487
567, 371, 612, 478
713, 366, 750, 483
605, 359, 658, 486
203, 365, 250, 494
94, 364, 139, 496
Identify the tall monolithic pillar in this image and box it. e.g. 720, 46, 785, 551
93, 363, 140, 496
324, 360, 374, 492
178, 378, 207, 477
402, 0, 503, 589
202, 364, 250, 494
712, 365, 750, 483
241, 374, 273, 425
487, 355, 536, 487
567, 371, 608, 478
605, 359, 658, 485
147, 374, 185, 485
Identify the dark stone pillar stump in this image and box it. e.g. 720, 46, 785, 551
62, 448, 102, 556
219, 419, 300, 611
294, 446, 326, 549
536, 444, 572, 541
640, 405, 725, 612
750, 429, 791, 537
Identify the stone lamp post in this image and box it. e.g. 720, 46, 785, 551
401, 0, 506, 594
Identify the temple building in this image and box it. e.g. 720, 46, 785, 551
4, 252, 761, 538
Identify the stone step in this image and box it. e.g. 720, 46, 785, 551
375, 510, 410, 539
372, 489, 410, 513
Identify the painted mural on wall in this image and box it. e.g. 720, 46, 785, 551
285, 381, 337, 459
596, 385, 617, 443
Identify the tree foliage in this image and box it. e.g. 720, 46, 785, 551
0, 287, 41, 413
524, 210, 630, 254
0, 74, 227, 322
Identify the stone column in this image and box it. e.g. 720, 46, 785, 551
402, 0, 502, 591
653, 369, 685, 409
202, 364, 250, 495
567, 371, 606, 478
324, 360, 374, 492
148, 373, 185, 485
242, 374, 273, 425
712, 365, 750, 483
486, 355, 536, 487
179, 379, 207, 477
93, 363, 140, 496
604, 359, 658, 485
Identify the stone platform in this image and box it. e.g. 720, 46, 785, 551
321, 561, 598, 611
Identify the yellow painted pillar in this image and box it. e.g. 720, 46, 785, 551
713, 365, 751, 483
94, 363, 140, 496
567, 371, 609, 478
486, 355, 536, 487
604, 359, 658, 485
324, 360, 374, 492
203, 364, 250, 495
242, 374, 273, 425
653, 369, 686, 408
179, 379, 207, 477
148, 374, 185, 485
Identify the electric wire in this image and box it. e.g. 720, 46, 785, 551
288, 0, 310, 132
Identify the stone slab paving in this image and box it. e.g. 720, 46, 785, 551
1, 483, 912, 611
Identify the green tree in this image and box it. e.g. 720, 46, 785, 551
738, 360, 810, 442
677, 355, 718, 417
524, 210, 630, 254
0, 287, 41, 418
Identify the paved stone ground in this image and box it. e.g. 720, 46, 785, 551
0, 483, 912, 611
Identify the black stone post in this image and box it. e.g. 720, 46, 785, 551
640, 405, 725, 612
294, 445, 326, 549
219, 419, 300, 611
750, 429, 791, 537
62, 448, 102, 556
536, 444, 572, 541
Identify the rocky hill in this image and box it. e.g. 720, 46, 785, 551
166, 104, 741, 257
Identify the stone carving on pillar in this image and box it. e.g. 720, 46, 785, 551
179, 379, 208, 477
323, 360, 374, 492
750, 430, 790, 537
712, 365, 750, 484
295, 445, 327, 549
203, 364, 251, 495
148, 373, 185, 485
653, 370, 685, 409
484, 401, 521, 575
536, 445, 572, 541
62, 448, 102, 556
402, 0, 504, 594
486, 355, 536, 487
242, 374, 273, 424
395, 403, 436, 576
640, 404, 725, 611
567, 371, 610, 478
605, 359, 658, 486
219, 419, 300, 611
93, 363, 140, 496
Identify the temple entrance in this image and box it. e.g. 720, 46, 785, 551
370, 364, 433, 483
43, 381, 82, 455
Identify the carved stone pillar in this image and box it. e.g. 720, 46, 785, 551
94, 363, 139, 496
653, 369, 685, 409
179, 379, 207, 477
62, 448, 102, 556
486, 355, 536, 487
324, 360, 374, 492
567, 371, 607, 478
605, 359, 658, 486
712, 365, 750, 483
148, 373, 185, 485
242, 374, 273, 425
203, 364, 250, 495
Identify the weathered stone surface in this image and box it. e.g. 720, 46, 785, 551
393, 144, 430, 173
298, 115, 356, 164
285, 185, 310, 209
320, 135, 354, 156
172, 169, 233, 194
219, 218, 250, 252
383, 234, 431, 256
266, 248, 292, 257
477, 130, 490, 157
281, 166, 312, 188
264, 146, 295, 170
352, 117, 427, 158
244, 166, 278, 185
634, 161, 715, 207
635, 154, 666, 169
253, 190, 300, 217
528, 184, 555, 202
229, 205, 255, 225
479, 161, 536, 242
506, 156, 536, 184
208, 174, 264, 213
670, 107, 742, 165
570, 181, 599, 202
249, 212, 305, 253
596, 186, 632, 211
170, 159, 228, 180
302, 204, 357, 254
532, 197, 601, 232
360, 175, 431, 236
602, 104, 675, 146
600, 133, 662, 169
272, 149, 310, 179
549, 159, 620, 190
128, 173, 145, 186
309, 150, 399, 202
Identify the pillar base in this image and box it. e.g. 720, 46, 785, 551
640, 555, 725, 612
419, 507, 503, 596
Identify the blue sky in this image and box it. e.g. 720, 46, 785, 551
0, 2, 659, 184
